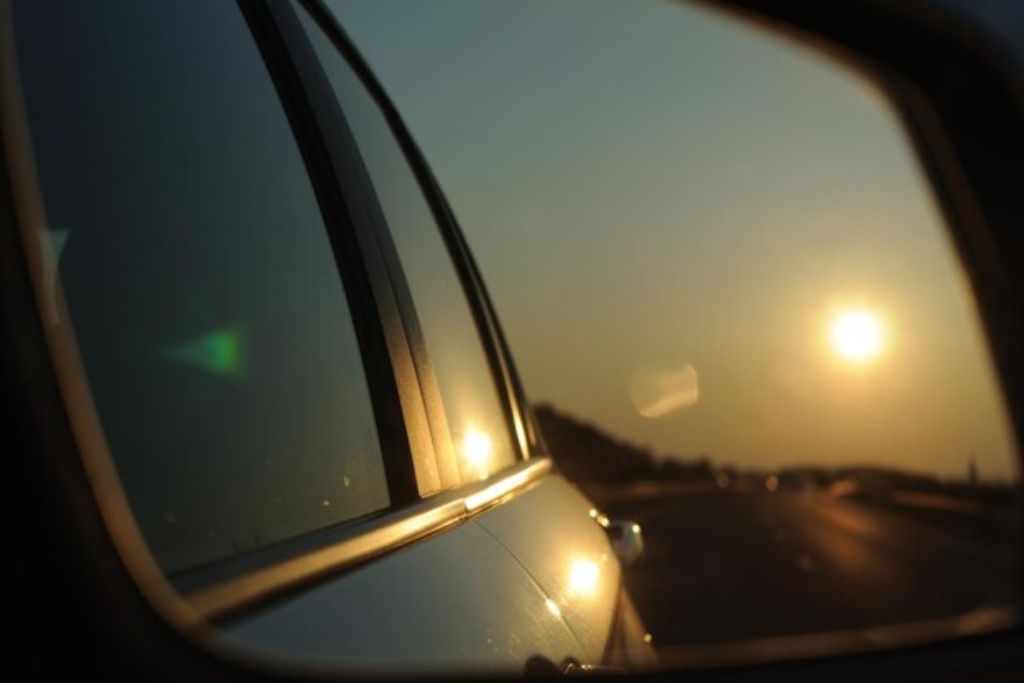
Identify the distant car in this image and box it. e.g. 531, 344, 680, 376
3, 0, 651, 675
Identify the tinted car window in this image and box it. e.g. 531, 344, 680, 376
297, 5, 519, 483
13, 0, 389, 573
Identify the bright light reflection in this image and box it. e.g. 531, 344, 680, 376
461, 427, 492, 477
544, 598, 562, 618
831, 309, 884, 362
568, 559, 600, 597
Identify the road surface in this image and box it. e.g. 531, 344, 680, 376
602, 490, 1020, 652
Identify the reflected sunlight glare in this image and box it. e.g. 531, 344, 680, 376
568, 558, 600, 597
629, 360, 699, 418
461, 427, 493, 477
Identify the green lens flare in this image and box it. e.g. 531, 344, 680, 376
157, 324, 247, 378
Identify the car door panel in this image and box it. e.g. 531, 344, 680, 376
473, 474, 623, 664
223, 509, 584, 673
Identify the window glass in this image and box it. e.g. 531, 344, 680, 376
297, 5, 518, 483
332, 0, 1022, 664
13, 0, 389, 573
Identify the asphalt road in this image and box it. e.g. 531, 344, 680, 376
602, 490, 1021, 650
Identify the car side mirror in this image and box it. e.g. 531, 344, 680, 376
605, 520, 645, 568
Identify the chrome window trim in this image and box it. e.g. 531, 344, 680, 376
252, 0, 442, 497
300, 0, 536, 463
184, 457, 553, 622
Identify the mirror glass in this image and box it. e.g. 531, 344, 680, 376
10, 0, 1020, 676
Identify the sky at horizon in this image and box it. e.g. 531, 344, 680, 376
329, 0, 1019, 482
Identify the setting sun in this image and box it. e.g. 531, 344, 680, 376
831, 309, 885, 362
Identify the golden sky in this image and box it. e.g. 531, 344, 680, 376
334, 0, 1019, 481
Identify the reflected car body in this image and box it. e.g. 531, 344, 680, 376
1, 0, 653, 675
224, 474, 653, 672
